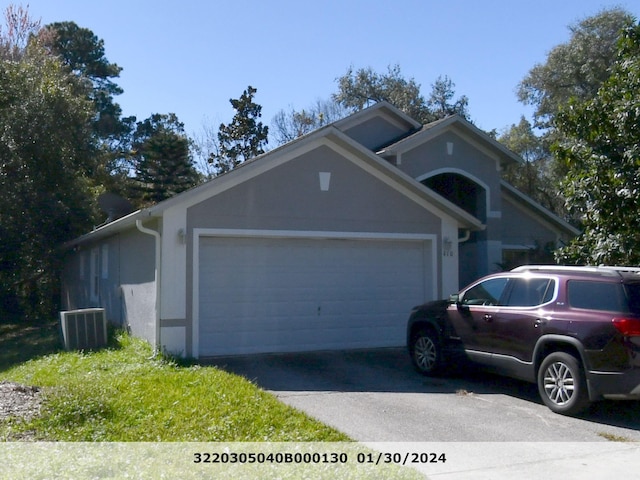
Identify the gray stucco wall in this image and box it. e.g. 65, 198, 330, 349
398, 131, 503, 223
395, 130, 507, 284
118, 228, 157, 345
61, 226, 157, 346
61, 250, 90, 312
501, 195, 567, 248
184, 144, 446, 356
186, 145, 444, 235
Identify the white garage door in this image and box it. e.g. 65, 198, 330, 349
197, 235, 433, 356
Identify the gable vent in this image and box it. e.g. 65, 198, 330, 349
59, 308, 108, 350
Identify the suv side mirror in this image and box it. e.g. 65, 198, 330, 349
450, 293, 469, 311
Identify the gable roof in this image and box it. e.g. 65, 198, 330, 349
334, 101, 422, 133
66, 118, 484, 248
377, 114, 523, 169
67, 102, 578, 250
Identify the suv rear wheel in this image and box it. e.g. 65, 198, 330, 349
410, 328, 441, 375
537, 352, 590, 415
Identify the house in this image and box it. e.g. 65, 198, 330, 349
61, 102, 578, 358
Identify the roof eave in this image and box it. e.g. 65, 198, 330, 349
326, 127, 485, 231
62, 209, 149, 249
334, 101, 422, 132
379, 114, 523, 167
64, 115, 488, 249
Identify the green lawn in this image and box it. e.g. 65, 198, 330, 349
0, 323, 348, 442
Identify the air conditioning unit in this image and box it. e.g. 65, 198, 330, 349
59, 308, 108, 350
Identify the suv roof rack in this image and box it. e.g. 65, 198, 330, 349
511, 265, 640, 275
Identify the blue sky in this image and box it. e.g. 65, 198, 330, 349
20, 0, 640, 140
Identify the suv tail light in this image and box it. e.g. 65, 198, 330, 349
612, 318, 640, 336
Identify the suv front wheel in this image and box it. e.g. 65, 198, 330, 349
537, 352, 590, 415
410, 328, 442, 375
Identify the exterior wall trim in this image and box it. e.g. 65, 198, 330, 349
334, 101, 422, 132
324, 137, 480, 229
379, 116, 522, 168
416, 167, 500, 219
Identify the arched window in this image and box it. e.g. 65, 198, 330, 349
421, 172, 486, 221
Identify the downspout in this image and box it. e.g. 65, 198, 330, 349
136, 219, 161, 355
458, 229, 472, 243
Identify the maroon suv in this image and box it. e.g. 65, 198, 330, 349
407, 265, 640, 415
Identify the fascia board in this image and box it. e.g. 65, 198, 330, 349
147, 126, 338, 215
63, 209, 145, 249
453, 117, 523, 165
377, 116, 455, 155
334, 101, 422, 132
326, 128, 485, 230
65, 121, 484, 250
380, 115, 523, 167
64, 127, 337, 248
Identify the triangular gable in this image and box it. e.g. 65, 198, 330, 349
158, 123, 484, 230
334, 101, 421, 152
334, 101, 421, 131
378, 114, 523, 170
67, 120, 484, 249
320, 127, 484, 230
67, 107, 499, 249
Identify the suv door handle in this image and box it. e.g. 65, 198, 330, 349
484, 314, 493, 322
534, 318, 546, 328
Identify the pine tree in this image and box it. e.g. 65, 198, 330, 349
211, 86, 269, 175
132, 114, 200, 206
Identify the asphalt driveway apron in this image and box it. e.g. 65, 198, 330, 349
205, 348, 640, 478
204, 348, 640, 443
206, 347, 457, 441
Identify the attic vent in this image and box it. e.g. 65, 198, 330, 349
447, 142, 454, 155
319, 172, 331, 191
59, 308, 108, 350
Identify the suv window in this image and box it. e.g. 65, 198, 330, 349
623, 283, 640, 314
462, 278, 509, 306
504, 278, 555, 307
568, 280, 628, 312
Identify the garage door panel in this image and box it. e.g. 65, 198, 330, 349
198, 236, 431, 356
202, 326, 405, 356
